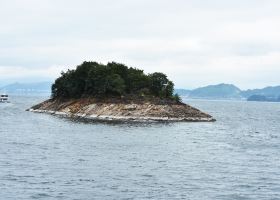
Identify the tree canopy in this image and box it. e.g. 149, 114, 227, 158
52, 61, 179, 100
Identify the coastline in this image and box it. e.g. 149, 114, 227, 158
27, 99, 216, 122
28, 108, 215, 122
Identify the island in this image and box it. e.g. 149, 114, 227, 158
28, 61, 215, 122
247, 95, 280, 102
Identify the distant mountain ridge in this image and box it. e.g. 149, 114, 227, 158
175, 83, 280, 100
247, 94, 280, 102
0, 82, 52, 95
1, 82, 280, 101
241, 86, 280, 98
188, 83, 242, 99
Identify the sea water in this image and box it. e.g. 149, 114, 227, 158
0, 96, 279, 199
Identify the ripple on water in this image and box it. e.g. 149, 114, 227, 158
0, 97, 280, 199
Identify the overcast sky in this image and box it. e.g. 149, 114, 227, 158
0, 0, 280, 89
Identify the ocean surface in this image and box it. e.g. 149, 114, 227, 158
0, 96, 280, 200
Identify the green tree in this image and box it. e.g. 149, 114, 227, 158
126, 68, 150, 94
106, 74, 125, 95
51, 61, 175, 100
173, 93, 182, 103
149, 72, 171, 97
165, 81, 174, 98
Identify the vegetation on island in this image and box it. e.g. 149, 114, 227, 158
52, 61, 181, 102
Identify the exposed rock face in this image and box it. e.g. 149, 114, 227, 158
28, 98, 215, 122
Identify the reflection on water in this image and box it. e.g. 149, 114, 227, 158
0, 96, 280, 199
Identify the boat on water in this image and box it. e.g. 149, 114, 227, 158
0, 94, 10, 103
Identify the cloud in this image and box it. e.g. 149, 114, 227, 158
0, 0, 280, 89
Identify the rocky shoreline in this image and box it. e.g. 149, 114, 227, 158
27, 98, 215, 122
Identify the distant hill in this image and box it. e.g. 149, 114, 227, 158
0, 82, 52, 95
241, 86, 280, 98
175, 84, 280, 101
188, 84, 242, 99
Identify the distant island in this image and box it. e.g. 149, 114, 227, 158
247, 95, 280, 102
28, 61, 215, 122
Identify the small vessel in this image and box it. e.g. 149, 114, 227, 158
0, 94, 10, 103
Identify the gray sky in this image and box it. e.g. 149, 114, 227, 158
0, 0, 280, 89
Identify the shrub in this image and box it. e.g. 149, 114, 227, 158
173, 93, 182, 103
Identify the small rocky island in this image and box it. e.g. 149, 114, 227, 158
28, 61, 215, 122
